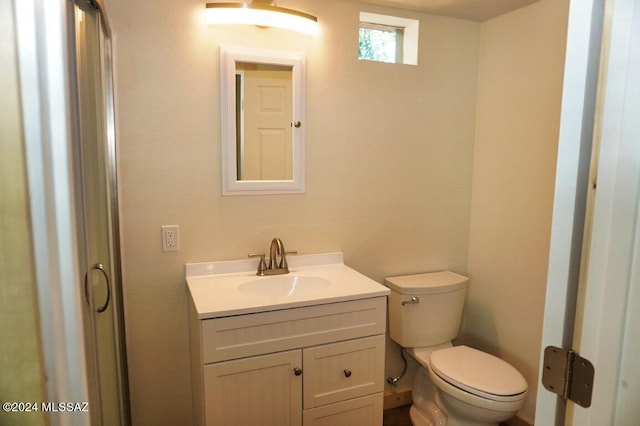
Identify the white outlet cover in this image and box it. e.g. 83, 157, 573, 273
161, 225, 179, 252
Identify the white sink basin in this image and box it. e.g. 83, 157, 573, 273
186, 252, 391, 318
239, 275, 330, 297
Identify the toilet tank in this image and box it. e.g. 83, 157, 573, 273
385, 271, 468, 348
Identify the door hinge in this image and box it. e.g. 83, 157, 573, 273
542, 346, 595, 408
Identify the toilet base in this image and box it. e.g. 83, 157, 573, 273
409, 404, 445, 426
410, 366, 446, 425
410, 399, 501, 426
432, 390, 501, 426
410, 365, 521, 426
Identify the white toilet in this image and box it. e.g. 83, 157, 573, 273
385, 271, 528, 426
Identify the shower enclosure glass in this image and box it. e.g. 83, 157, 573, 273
71, 1, 129, 424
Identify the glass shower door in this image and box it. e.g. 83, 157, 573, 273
73, 2, 129, 425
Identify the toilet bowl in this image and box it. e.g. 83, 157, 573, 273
429, 345, 527, 425
384, 272, 528, 426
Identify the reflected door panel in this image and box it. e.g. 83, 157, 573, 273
220, 46, 305, 194
237, 65, 292, 181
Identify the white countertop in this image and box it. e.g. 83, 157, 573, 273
186, 252, 390, 319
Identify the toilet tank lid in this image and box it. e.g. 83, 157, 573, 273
384, 271, 468, 294
430, 345, 528, 397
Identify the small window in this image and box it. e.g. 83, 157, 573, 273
358, 12, 419, 66
359, 22, 404, 64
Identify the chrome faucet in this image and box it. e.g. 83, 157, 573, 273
269, 237, 284, 270
248, 237, 297, 276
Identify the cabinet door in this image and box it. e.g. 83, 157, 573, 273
204, 350, 302, 426
303, 393, 383, 426
303, 335, 385, 409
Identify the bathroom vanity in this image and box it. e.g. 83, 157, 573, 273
186, 252, 390, 426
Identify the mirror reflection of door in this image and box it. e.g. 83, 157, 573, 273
236, 62, 293, 181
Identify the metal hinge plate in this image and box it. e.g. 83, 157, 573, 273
542, 346, 595, 408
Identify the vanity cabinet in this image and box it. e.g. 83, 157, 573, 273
205, 350, 302, 425
189, 296, 387, 426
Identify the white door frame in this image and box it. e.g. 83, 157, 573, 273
536, 0, 639, 423
569, 0, 640, 423
535, 0, 605, 422
535, 0, 606, 419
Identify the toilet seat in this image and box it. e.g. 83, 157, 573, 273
429, 345, 527, 402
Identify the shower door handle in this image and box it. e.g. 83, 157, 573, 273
84, 263, 111, 313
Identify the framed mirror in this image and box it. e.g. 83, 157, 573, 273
220, 46, 306, 195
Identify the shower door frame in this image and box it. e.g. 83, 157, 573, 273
68, 0, 131, 424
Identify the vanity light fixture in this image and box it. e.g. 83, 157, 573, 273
205, 1, 318, 36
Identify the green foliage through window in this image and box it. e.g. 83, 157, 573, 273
358, 23, 403, 63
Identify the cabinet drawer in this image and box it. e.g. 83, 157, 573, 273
302, 393, 383, 426
201, 297, 386, 363
303, 335, 385, 409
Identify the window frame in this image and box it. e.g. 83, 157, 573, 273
358, 12, 419, 66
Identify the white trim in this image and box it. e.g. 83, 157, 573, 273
570, 0, 640, 423
535, 0, 606, 423
220, 45, 306, 195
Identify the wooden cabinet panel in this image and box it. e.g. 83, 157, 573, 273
303, 393, 383, 426
192, 296, 387, 425
303, 335, 385, 409
204, 350, 302, 426
201, 297, 386, 363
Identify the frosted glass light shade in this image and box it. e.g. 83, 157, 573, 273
205, 3, 318, 36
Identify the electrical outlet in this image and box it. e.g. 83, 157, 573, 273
161, 225, 179, 252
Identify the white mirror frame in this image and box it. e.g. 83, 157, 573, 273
220, 45, 306, 195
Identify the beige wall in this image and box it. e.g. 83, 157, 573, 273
463, 0, 569, 422
106, 0, 479, 423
